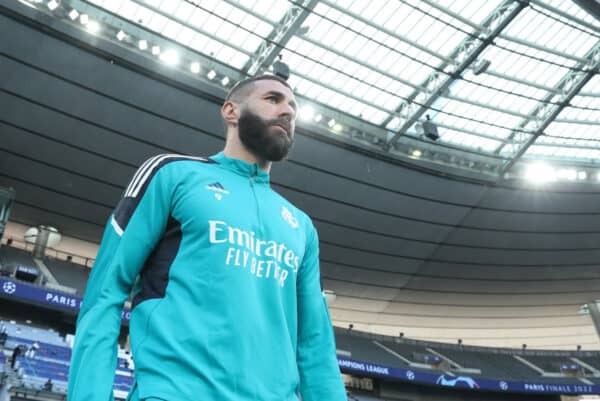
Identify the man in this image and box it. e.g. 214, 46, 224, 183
68, 75, 346, 401
11, 344, 27, 369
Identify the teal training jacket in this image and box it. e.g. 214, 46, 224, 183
67, 152, 346, 401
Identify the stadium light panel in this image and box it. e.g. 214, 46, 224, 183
151, 45, 160, 55
190, 62, 200, 74
299, 105, 315, 122
557, 168, 577, 181
138, 40, 148, 51
332, 123, 343, 133
207, 70, 216, 80
524, 163, 556, 184
68, 9, 79, 20
116, 30, 126, 41
159, 49, 179, 66
47, 0, 59, 10
86, 21, 100, 34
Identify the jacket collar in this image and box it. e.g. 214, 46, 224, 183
210, 152, 270, 183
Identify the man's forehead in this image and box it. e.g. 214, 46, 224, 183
253, 79, 295, 99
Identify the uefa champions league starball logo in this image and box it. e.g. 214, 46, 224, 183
500, 381, 508, 390
2, 281, 16, 294
406, 370, 415, 380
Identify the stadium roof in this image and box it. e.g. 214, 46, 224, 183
41, 0, 600, 181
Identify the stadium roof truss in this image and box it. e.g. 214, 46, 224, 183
27, 0, 600, 181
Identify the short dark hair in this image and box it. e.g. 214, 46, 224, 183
225, 74, 292, 103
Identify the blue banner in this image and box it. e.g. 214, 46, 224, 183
0, 277, 131, 321
338, 357, 600, 395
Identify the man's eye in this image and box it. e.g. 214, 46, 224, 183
266, 96, 277, 103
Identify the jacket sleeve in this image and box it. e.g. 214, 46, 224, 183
296, 225, 346, 401
68, 157, 175, 401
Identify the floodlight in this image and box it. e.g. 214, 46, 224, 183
86, 21, 100, 34
159, 49, 179, 66
299, 105, 315, 122
524, 163, 556, 184
47, 0, 59, 11
190, 62, 200, 73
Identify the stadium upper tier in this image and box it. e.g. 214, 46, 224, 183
334, 327, 600, 384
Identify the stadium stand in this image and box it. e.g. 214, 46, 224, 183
336, 328, 600, 385
0, 246, 37, 275
348, 393, 388, 401
335, 329, 410, 367
0, 320, 134, 398
1, 242, 600, 398
573, 355, 600, 372
42, 256, 89, 295
520, 354, 589, 375
428, 347, 539, 379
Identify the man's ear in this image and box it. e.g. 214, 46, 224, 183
221, 101, 239, 127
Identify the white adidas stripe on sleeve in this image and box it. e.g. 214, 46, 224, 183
126, 154, 209, 199
124, 154, 163, 198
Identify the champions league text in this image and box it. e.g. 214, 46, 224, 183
209, 220, 300, 287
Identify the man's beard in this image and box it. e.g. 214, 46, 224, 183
238, 109, 294, 162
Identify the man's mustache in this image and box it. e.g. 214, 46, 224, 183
267, 118, 292, 134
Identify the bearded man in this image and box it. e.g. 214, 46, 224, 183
68, 75, 346, 401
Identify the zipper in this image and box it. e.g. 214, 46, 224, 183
249, 175, 262, 234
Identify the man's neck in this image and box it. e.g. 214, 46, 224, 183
222, 134, 272, 173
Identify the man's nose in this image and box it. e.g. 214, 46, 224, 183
279, 102, 296, 119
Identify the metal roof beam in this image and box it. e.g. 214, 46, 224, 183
384, 0, 528, 147
525, 142, 600, 151
498, 33, 589, 63
220, 0, 275, 25
432, 121, 514, 144
484, 69, 559, 93
243, 0, 320, 76
529, 0, 600, 33
417, 0, 481, 31
498, 40, 600, 175
554, 118, 600, 125
318, 0, 451, 64
295, 33, 424, 91
442, 93, 541, 119
128, 0, 253, 57
292, 70, 393, 117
